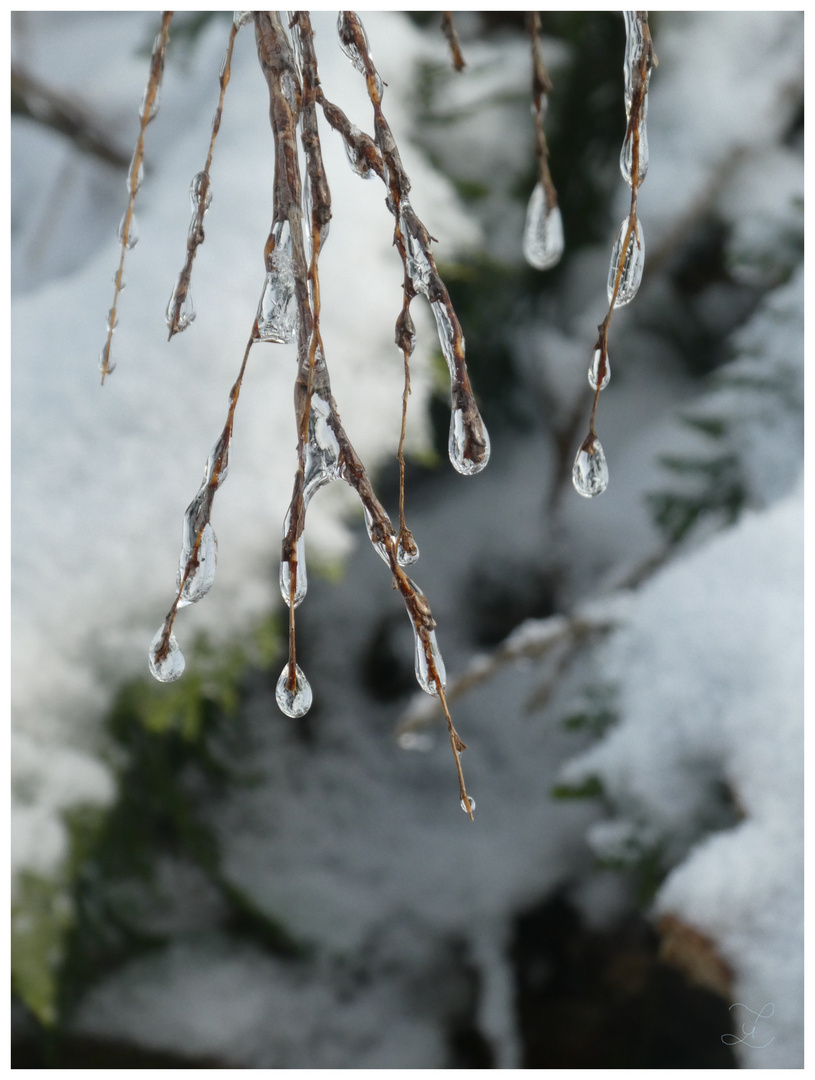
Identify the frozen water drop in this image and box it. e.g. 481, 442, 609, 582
139, 81, 161, 123
280, 509, 308, 608
127, 151, 144, 194
178, 522, 218, 604
98, 341, 116, 376
588, 347, 610, 391
106, 308, 118, 333
397, 532, 419, 567
412, 623, 447, 696
117, 211, 138, 250
363, 507, 394, 565
620, 119, 649, 188
166, 281, 195, 333
337, 13, 383, 98
522, 182, 564, 270
607, 217, 644, 308
257, 227, 297, 343
572, 435, 609, 498
343, 126, 374, 179
460, 795, 476, 815
148, 625, 185, 682
275, 663, 313, 718
449, 405, 490, 476
190, 171, 212, 212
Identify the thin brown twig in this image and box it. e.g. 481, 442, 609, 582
440, 12, 466, 72
101, 11, 172, 384
166, 17, 242, 339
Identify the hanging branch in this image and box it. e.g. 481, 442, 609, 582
337, 10, 491, 487
440, 12, 466, 72
522, 12, 564, 270
572, 10, 656, 499
166, 13, 248, 339
100, 11, 172, 384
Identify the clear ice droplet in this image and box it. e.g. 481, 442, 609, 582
190, 171, 212, 212
588, 347, 610, 391
364, 506, 394, 565
166, 281, 195, 333
607, 217, 644, 308
397, 533, 420, 567
572, 436, 609, 498
343, 127, 374, 179
128, 152, 144, 194
412, 624, 447, 696
275, 663, 313, 718
523, 182, 564, 270
620, 118, 649, 188
460, 795, 476, 815
178, 522, 218, 604
449, 405, 491, 476
118, 211, 138, 250
148, 625, 185, 682
139, 82, 161, 123
98, 341, 116, 376
257, 227, 297, 343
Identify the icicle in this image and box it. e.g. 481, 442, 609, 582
588, 346, 610, 391
256, 221, 297, 343
523, 181, 564, 270
148, 624, 185, 682
275, 663, 313, 718
406, 581, 448, 695
303, 392, 342, 501
572, 434, 609, 498
449, 403, 491, 476
607, 217, 644, 307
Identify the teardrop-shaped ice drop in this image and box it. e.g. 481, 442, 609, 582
280, 537, 307, 609
607, 217, 644, 308
127, 151, 144, 194
256, 265, 297, 343
397, 531, 420, 567
620, 119, 649, 188
275, 663, 313, 718
139, 80, 161, 123
343, 127, 374, 179
98, 341, 116, 376
460, 795, 476, 815
118, 211, 138, 250
166, 281, 195, 333
588, 347, 610, 391
363, 506, 394, 565
572, 435, 609, 498
523, 182, 564, 270
449, 405, 491, 476
178, 522, 218, 604
413, 625, 447, 696
148, 624, 185, 682
190, 171, 212, 212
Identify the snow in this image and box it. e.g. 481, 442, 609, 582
562, 478, 804, 1067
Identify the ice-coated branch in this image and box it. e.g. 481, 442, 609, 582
337, 10, 491, 481
572, 10, 656, 500
522, 12, 564, 271
166, 14, 248, 339
100, 11, 172, 384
